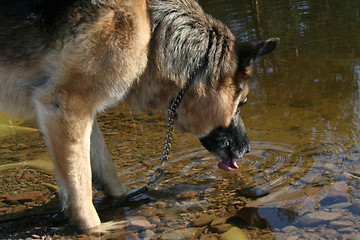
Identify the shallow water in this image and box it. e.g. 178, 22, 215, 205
1, 0, 360, 239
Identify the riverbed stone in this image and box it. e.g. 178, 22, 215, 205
149, 215, 161, 225
200, 235, 218, 240
161, 228, 198, 240
138, 206, 156, 217
210, 217, 227, 227
187, 204, 206, 212
327, 202, 352, 209
299, 211, 342, 226
211, 223, 232, 233
328, 220, 354, 229
140, 230, 155, 239
128, 219, 155, 230
3, 191, 44, 203
349, 200, 360, 215
338, 227, 356, 234
12, 204, 27, 212
343, 233, 360, 240
221, 227, 249, 240
281, 225, 298, 233
320, 195, 349, 206
125, 234, 141, 240
191, 214, 216, 227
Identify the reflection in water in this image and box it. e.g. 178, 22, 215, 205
1, 0, 360, 239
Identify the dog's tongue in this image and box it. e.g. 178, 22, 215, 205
218, 158, 239, 171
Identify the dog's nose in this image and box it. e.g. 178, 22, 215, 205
241, 144, 250, 156
231, 143, 250, 159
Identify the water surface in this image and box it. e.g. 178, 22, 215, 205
1, 0, 360, 239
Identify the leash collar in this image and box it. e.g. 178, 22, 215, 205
125, 80, 192, 200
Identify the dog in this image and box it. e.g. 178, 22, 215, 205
0, 0, 279, 231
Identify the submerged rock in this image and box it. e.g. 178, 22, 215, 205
2, 191, 44, 203
299, 211, 342, 226
191, 214, 216, 227
349, 200, 360, 215
210, 217, 228, 227
328, 220, 354, 229
221, 227, 248, 240
211, 223, 232, 233
128, 219, 155, 230
125, 234, 141, 240
161, 228, 199, 240
281, 225, 298, 233
210, 217, 231, 233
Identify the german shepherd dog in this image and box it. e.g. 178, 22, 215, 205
0, 0, 278, 231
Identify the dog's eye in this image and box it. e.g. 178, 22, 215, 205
235, 88, 243, 96
238, 98, 248, 107
239, 98, 247, 105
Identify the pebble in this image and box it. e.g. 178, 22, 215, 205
155, 210, 166, 217
161, 228, 198, 240
77, 234, 89, 239
210, 217, 227, 227
128, 219, 155, 230
209, 217, 232, 233
12, 205, 27, 212
338, 227, 356, 234
154, 201, 167, 208
150, 215, 161, 225
138, 207, 156, 217
211, 223, 232, 233
174, 200, 209, 212
282, 225, 298, 233
327, 202, 352, 209
187, 204, 205, 212
349, 201, 360, 215
141, 230, 155, 239
320, 195, 349, 206
286, 237, 300, 240
343, 233, 360, 240
191, 214, 216, 227
125, 234, 141, 240
221, 227, 249, 240
176, 191, 197, 199
2, 191, 44, 203
200, 235, 218, 240
328, 220, 354, 229
299, 211, 342, 226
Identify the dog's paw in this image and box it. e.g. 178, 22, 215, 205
86, 220, 127, 236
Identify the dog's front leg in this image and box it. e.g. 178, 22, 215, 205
35, 92, 100, 230
90, 120, 126, 197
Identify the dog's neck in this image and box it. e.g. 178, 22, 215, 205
127, 0, 236, 113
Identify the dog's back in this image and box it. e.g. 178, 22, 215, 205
0, 0, 150, 118
0, 0, 73, 117
0, 0, 75, 60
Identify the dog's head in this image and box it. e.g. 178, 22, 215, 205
129, 5, 279, 170
176, 37, 279, 171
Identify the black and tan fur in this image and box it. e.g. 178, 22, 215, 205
0, 0, 278, 230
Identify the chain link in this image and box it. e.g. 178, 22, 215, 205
125, 82, 191, 201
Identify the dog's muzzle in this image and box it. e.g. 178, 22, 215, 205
199, 119, 250, 171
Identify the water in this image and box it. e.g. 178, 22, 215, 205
1, 0, 360, 239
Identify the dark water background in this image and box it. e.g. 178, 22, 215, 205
0, 0, 360, 239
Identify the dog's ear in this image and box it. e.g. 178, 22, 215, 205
237, 37, 279, 74
256, 37, 280, 57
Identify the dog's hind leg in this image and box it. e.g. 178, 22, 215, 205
90, 120, 126, 197
34, 91, 101, 230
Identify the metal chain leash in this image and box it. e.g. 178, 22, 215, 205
125, 81, 191, 201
